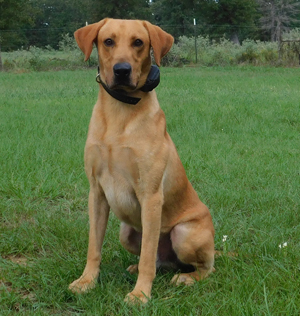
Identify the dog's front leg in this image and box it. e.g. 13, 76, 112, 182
69, 184, 109, 293
125, 191, 163, 304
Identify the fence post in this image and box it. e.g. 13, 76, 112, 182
194, 18, 197, 64
85, 22, 91, 67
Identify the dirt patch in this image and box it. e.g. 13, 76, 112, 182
0, 279, 13, 292
4, 255, 28, 266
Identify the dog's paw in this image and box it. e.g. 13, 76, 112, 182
124, 290, 149, 304
69, 276, 97, 294
171, 267, 215, 286
170, 273, 196, 286
126, 264, 139, 274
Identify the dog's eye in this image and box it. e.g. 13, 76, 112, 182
133, 39, 143, 47
104, 38, 114, 47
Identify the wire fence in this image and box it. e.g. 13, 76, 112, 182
0, 23, 268, 51
1, 23, 300, 69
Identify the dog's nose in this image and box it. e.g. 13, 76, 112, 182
113, 63, 132, 79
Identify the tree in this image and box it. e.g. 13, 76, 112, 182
0, 0, 37, 51
27, 0, 151, 49
151, 0, 196, 38
198, 0, 258, 44
0, 0, 38, 69
257, 0, 300, 42
26, 0, 92, 48
88, 0, 151, 22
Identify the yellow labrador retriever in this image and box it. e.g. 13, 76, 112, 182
69, 18, 215, 304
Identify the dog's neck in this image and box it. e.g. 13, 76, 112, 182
96, 65, 160, 105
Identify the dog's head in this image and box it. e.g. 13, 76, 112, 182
74, 19, 174, 92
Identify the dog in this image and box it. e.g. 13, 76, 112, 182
69, 18, 215, 304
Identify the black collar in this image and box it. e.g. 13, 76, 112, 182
96, 65, 160, 105
96, 72, 141, 105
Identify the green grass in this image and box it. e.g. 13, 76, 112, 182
1, 47, 98, 72
0, 67, 299, 315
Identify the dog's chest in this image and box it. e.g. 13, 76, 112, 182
95, 142, 142, 229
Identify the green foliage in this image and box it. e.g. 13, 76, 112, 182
1, 34, 99, 71
199, 0, 259, 43
151, 0, 196, 38
0, 0, 151, 51
0, 0, 38, 50
58, 33, 79, 52
162, 35, 298, 67
151, 0, 259, 42
1, 0, 300, 53
235, 40, 277, 65
283, 27, 300, 40
1, 67, 300, 314
2, 35, 300, 72
89, 0, 151, 20
258, 0, 300, 42
3, 27, 300, 71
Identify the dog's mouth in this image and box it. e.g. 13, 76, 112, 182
109, 80, 138, 92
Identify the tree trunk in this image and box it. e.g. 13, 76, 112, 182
230, 32, 240, 45
270, 1, 276, 42
277, 20, 282, 62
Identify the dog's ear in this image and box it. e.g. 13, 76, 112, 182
74, 19, 108, 61
143, 21, 174, 67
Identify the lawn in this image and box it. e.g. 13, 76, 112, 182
0, 66, 299, 315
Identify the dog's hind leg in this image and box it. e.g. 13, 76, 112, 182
119, 222, 142, 274
170, 213, 215, 286
120, 222, 142, 255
